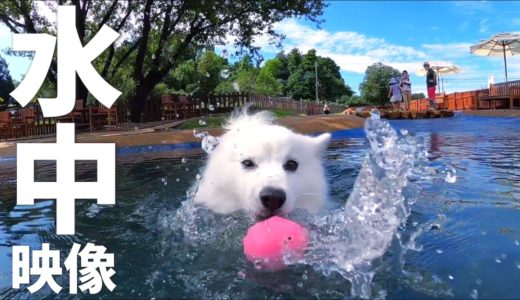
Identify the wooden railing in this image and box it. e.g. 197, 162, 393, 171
248, 94, 344, 115
490, 79, 520, 97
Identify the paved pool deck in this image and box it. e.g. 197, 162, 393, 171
0, 114, 365, 158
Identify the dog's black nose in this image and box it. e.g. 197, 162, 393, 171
260, 187, 286, 212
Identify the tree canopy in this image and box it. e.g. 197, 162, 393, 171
0, 55, 14, 108
359, 62, 401, 105
0, 0, 327, 122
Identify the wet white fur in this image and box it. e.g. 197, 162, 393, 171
194, 110, 331, 216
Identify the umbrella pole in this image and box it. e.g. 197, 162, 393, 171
503, 43, 508, 82
437, 72, 440, 94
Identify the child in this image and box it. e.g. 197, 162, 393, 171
388, 77, 402, 110
400, 70, 412, 111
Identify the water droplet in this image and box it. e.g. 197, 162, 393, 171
515, 240, 519, 246
196, 174, 202, 181
237, 271, 246, 280
436, 248, 443, 254
445, 171, 457, 183
220, 69, 230, 79
134, 126, 139, 131
471, 289, 478, 300
516, 262, 520, 269
476, 279, 482, 285
201, 135, 219, 154
297, 282, 303, 288
176, 178, 180, 182
370, 108, 380, 119
448, 275, 454, 280
198, 119, 207, 126
185, 167, 189, 171
182, 158, 187, 164
217, 102, 221, 108
205, 72, 210, 77
302, 274, 308, 281
209, 104, 215, 111
400, 128, 408, 136
161, 177, 168, 186
495, 257, 502, 263
254, 260, 263, 270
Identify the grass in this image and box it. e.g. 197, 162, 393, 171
177, 108, 299, 130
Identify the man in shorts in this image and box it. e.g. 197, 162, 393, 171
423, 62, 437, 110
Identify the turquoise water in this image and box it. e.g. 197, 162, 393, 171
0, 113, 519, 298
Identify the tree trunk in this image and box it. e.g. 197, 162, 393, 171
129, 82, 153, 123
76, 75, 89, 106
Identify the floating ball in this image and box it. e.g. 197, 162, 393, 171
243, 216, 308, 270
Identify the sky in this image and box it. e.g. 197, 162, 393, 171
2, 1, 520, 97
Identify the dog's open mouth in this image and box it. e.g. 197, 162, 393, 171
255, 210, 281, 222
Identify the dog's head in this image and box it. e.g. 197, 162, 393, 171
194, 107, 330, 220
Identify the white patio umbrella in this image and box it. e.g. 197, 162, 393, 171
470, 32, 520, 82
416, 61, 462, 93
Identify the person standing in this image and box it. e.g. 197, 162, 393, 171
388, 77, 402, 110
423, 62, 437, 109
400, 70, 412, 111
323, 103, 330, 114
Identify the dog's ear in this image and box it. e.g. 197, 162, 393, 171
313, 133, 331, 155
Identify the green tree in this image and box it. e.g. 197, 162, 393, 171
0, 0, 137, 106
287, 69, 310, 100
197, 51, 227, 94
284, 49, 351, 101
412, 92, 426, 99
236, 69, 257, 94
359, 62, 400, 105
1, 0, 326, 122
0, 55, 14, 107
254, 58, 283, 95
339, 94, 368, 106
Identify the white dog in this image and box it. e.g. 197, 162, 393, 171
194, 107, 331, 220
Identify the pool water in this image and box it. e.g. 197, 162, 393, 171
1, 113, 520, 299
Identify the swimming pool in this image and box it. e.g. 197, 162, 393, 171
0, 113, 519, 298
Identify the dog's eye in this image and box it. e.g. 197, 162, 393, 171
241, 159, 256, 169
283, 160, 298, 172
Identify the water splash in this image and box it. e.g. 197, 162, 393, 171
193, 130, 219, 154
171, 110, 454, 298
275, 111, 430, 297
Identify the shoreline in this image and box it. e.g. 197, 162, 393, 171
0, 114, 365, 159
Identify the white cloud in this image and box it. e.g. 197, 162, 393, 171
250, 19, 429, 74
422, 42, 473, 59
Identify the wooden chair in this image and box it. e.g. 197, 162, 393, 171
57, 99, 89, 128
479, 80, 520, 109
19, 107, 37, 136
89, 102, 119, 131
0, 111, 12, 139
161, 95, 177, 120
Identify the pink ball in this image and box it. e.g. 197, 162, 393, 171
243, 216, 309, 271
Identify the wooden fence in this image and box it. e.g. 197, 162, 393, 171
248, 94, 344, 115
408, 89, 490, 111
